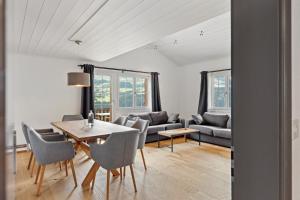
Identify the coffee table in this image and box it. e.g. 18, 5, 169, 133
157, 128, 200, 152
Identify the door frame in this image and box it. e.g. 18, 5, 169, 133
232, 0, 291, 200
0, 0, 5, 199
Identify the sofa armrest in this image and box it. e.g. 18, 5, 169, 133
188, 119, 196, 125
179, 118, 185, 128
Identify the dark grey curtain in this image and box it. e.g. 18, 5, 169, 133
198, 71, 208, 115
81, 64, 95, 119
151, 72, 162, 112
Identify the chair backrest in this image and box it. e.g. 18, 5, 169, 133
28, 128, 47, 164
125, 119, 138, 127
62, 114, 84, 121
132, 119, 149, 149
90, 130, 139, 170
21, 122, 31, 148
112, 116, 127, 126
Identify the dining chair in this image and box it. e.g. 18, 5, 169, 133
62, 114, 84, 121
132, 119, 150, 170
21, 122, 64, 175
112, 116, 127, 126
62, 114, 84, 141
124, 118, 138, 128
28, 128, 77, 196
90, 130, 140, 200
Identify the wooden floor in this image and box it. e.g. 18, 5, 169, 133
15, 138, 231, 200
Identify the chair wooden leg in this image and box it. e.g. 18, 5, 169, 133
65, 161, 68, 176
69, 160, 77, 187
31, 157, 36, 177
27, 151, 33, 170
140, 149, 147, 170
123, 166, 126, 177
59, 162, 62, 171
129, 165, 137, 192
36, 165, 46, 196
106, 170, 111, 200
34, 165, 41, 184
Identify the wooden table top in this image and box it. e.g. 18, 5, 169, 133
158, 128, 200, 137
51, 119, 136, 141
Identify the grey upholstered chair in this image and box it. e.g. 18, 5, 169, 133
132, 119, 150, 170
90, 130, 140, 200
21, 122, 64, 176
124, 118, 138, 128
28, 128, 77, 196
62, 114, 84, 121
112, 116, 127, 126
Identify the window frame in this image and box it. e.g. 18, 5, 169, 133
117, 73, 150, 110
208, 71, 231, 112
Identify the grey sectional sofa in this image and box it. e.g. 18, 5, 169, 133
127, 111, 185, 143
188, 112, 231, 148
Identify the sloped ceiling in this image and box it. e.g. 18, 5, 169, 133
7, 0, 230, 62
145, 12, 231, 66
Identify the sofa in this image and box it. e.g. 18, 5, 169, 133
188, 112, 231, 148
127, 111, 185, 143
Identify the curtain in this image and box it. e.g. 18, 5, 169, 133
198, 71, 208, 115
81, 64, 95, 119
151, 72, 162, 112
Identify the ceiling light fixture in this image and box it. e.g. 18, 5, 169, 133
200, 30, 204, 36
67, 72, 90, 87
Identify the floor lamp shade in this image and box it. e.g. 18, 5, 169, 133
68, 72, 90, 87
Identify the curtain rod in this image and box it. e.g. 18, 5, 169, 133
78, 64, 158, 75
207, 68, 231, 73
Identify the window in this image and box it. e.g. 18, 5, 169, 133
135, 78, 147, 107
209, 71, 231, 110
119, 76, 148, 108
94, 75, 112, 111
119, 77, 134, 108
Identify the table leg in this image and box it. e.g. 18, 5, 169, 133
184, 134, 187, 142
82, 162, 100, 187
80, 142, 91, 158
199, 132, 201, 145
158, 134, 160, 148
171, 136, 174, 152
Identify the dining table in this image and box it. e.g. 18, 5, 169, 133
51, 119, 136, 187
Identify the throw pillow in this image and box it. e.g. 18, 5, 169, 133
192, 114, 203, 125
168, 113, 180, 123
203, 112, 229, 128
149, 111, 168, 125
125, 119, 138, 128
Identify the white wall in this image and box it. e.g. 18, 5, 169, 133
292, 0, 300, 199
9, 54, 82, 145
178, 56, 231, 119
8, 48, 181, 145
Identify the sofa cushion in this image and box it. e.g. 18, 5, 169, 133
192, 114, 203, 125
165, 123, 183, 130
128, 113, 152, 125
147, 125, 166, 134
189, 125, 217, 136
149, 111, 168, 125
168, 113, 180, 123
213, 128, 231, 139
227, 116, 231, 129
203, 113, 229, 128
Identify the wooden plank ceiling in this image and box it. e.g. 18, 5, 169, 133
7, 0, 230, 62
